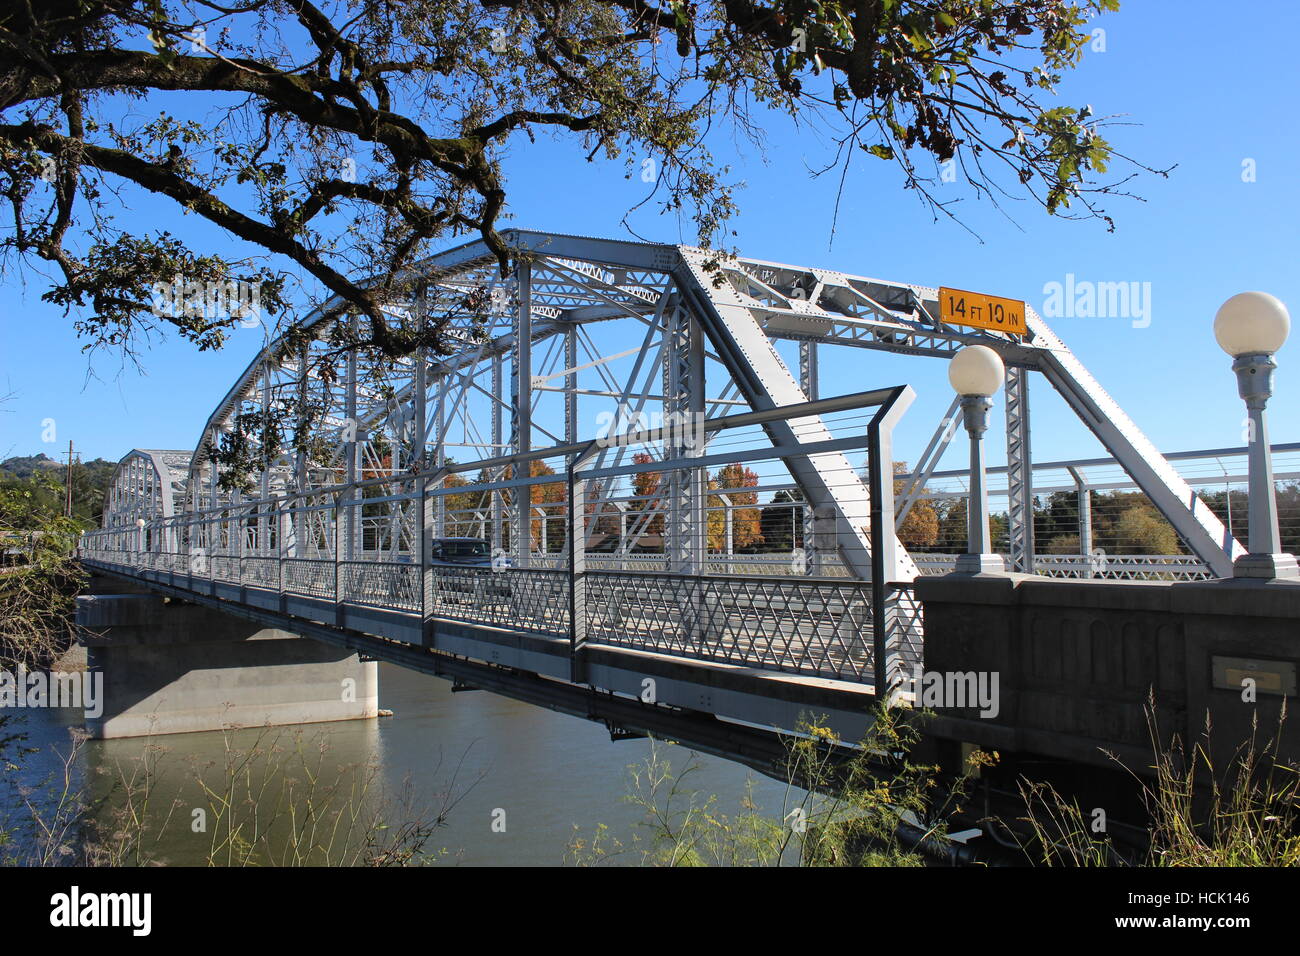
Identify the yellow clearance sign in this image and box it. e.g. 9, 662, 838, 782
939, 287, 1027, 335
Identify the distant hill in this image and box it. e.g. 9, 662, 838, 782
0, 453, 67, 479
2, 453, 116, 481
1, 454, 118, 526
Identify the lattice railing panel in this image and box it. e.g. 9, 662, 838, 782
241, 555, 280, 589
282, 558, 335, 600
889, 585, 925, 679
585, 571, 874, 682
341, 560, 421, 612
426, 567, 569, 634
210, 555, 241, 583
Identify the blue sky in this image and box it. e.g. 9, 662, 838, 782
2, 0, 1298, 477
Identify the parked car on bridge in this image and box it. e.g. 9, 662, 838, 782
429, 538, 496, 567
429, 538, 512, 602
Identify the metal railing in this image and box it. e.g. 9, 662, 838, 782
80, 540, 903, 684
81, 387, 924, 692
426, 566, 570, 634
1030, 552, 1212, 581
585, 571, 876, 681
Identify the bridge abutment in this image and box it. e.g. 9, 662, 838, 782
913, 574, 1300, 775
75, 589, 378, 739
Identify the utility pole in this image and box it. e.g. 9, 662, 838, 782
65, 440, 74, 518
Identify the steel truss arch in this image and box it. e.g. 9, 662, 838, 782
133, 229, 1239, 581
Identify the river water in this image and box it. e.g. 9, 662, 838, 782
3, 661, 800, 866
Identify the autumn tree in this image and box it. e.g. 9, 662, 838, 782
1043, 533, 1081, 554
894, 462, 939, 550
525, 459, 566, 552
438, 468, 486, 537
709, 461, 762, 552
627, 451, 664, 539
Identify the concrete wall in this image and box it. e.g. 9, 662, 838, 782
76, 592, 378, 739
911, 574, 1300, 775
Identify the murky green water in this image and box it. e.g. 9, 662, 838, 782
3, 663, 800, 866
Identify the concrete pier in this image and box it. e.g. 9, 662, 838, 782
76, 592, 378, 739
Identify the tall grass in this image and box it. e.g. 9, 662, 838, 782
568, 705, 993, 866
576, 696, 1300, 867
1019, 697, 1300, 866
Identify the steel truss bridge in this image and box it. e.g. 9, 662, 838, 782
80, 230, 1249, 760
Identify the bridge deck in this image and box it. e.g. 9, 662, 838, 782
80, 551, 916, 760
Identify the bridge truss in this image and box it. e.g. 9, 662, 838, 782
166, 230, 1241, 573
100, 449, 192, 530
83, 230, 1246, 713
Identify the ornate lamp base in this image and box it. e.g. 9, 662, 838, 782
1232, 553, 1300, 579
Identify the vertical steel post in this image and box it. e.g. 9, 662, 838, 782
1005, 365, 1034, 571
799, 340, 821, 575
686, 318, 706, 567
209, 431, 220, 511
868, 387, 916, 697
868, 416, 889, 698
664, 305, 705, 572
565, 325, 578, 445
259, 363, 273, 557
513, 261, 532, 567
292, 340, 311, 558
412, 293, 430, 619
724, 498, 734, 556
343, 321, 360, 559
491, 354, 504, 553
663, 309, 683, 570
333, 492, 344, 627
433, 371, 447, 538
419, 469, 449, 644
564, 325, 579, 560
1068, 467, 1093, 575
568, 451, 593, 684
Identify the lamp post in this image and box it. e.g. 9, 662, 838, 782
949, 345, 1007, 573
1214, 291, 1299, 579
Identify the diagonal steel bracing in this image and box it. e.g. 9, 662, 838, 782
121, 229, 1239, 589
